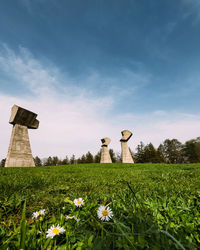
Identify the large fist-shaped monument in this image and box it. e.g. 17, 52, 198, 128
120, 130, 134, 163
5, 105, 39, 167
100, 137, 112, 163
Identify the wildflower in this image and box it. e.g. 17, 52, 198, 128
66, 215, 79, 222
73, 198, 84, 207
97, 205, 113, 221
46, 224, 65, 239
66, 215, 73, 220
39, 209, 45, 215
32, 209, 46, 219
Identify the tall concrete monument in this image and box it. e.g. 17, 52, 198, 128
5, 105, 39, 167
100, 137, 112, 163
120, 130, 134, 163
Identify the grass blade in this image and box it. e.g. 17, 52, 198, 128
20, 200, 26, 250
159, 230, 186, 250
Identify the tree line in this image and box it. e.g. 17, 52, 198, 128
32, 149, 120, 166
1, 137, 200, 167
134, 137, 200, 163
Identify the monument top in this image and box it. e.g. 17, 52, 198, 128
9, 105, 39, 129
101, 137, 111, 147
120, 130, 132, 142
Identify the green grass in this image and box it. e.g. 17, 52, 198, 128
0, 163, 200, 249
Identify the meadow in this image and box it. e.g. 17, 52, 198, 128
0, 163, 200, 249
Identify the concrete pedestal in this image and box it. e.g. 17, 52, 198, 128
5, 124, 35, 167
120, 130, 134, 163
100, 146, 112, 163
121, 141, 134, 163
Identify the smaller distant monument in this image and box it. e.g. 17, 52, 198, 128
120, 130, 134, 163
100, 137, 112, 163
5, 105, 39, 167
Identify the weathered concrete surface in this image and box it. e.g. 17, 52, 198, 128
5, 105, 39, 167
5, 124, 35, 167
9, 105, 39, 129
120, 130, 134, 163
100, 137, 112, 163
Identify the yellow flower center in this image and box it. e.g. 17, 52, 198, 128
52, 228, 59, 234
37, 212, 41, 215
102, 210, 109, 216
77, 201, 81, 205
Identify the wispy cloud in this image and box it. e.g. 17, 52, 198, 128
0, 44, 66, 96
0, 44, 145, 98
0, 44, 116, 158
0, 45, 200, 159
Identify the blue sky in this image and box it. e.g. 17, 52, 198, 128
0, 0, 200, 158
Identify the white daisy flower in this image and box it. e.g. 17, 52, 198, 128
73, 198, 84, 207
66, 215, 73, 220
74, 216, 79, 222
97, 205, 113, 221
32, 211, 40, 219
39, 209, 45, 215
32, 209, 46, 219
46, 224, 65, 239
66, 215, 79, 222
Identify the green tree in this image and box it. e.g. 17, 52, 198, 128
45, 156, 53, 166
70, 154, 76, 164
62, 156, 69, 165
34, 156, 42, 166
81, 154, 86, 163
85, 151, 93, 163
77, 157, 82, 164
156, 144, 166, 163
94, 151, 100, 163
163, 139, 183, 163
76, 154, 87, 164
143, 143, 158, 163
52, 156, 59, 166
183, 137, 200, 163
134, 142, 145, 163
109, 149, 116, 163
0, 158, 6, 167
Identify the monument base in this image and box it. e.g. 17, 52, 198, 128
100, 146, 112, 163
121, 141, 134, 163
5, 124, 35, 167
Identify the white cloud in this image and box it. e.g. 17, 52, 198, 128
0, 45, 116, 158
0, 45, 62, 96
0, 93, 115, 159
0, 45, 200, 160
113, 111, 200, 150
1, 91, 200, 160
132, 112, 200, 148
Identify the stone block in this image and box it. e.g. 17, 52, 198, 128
100, 137, 112, 163
5, 105, 39, 167
9, 104, 39, 129
120, 130, 134, 163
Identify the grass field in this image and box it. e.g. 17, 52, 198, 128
0, 163, 200, 249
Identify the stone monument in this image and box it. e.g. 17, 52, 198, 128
120, 130, 134, 163
100, 137, 112, 163
5, 105, 39, 167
